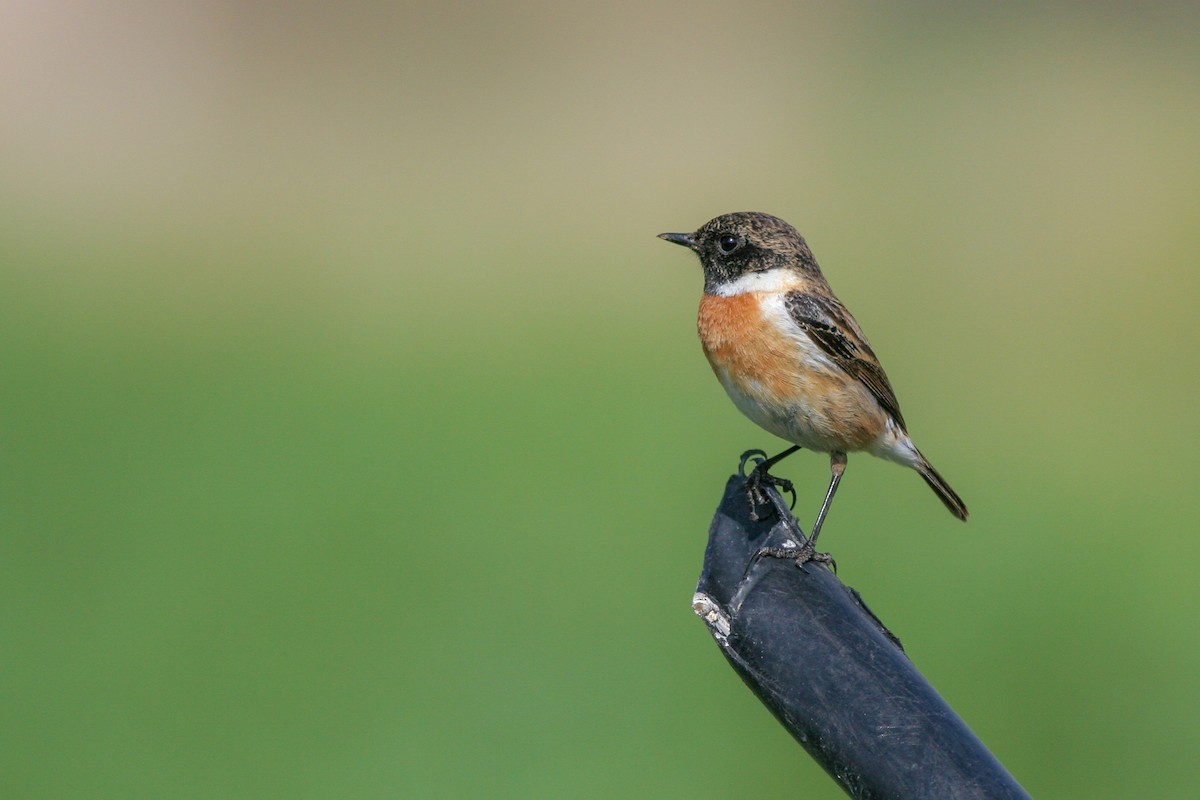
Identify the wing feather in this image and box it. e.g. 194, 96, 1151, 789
784, 291, 907, 430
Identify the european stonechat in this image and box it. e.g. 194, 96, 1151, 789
660, 211, 967, 549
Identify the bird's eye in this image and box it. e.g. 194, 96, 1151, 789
718, 234, 741, 254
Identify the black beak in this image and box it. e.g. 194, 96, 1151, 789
658, 232, 696, 249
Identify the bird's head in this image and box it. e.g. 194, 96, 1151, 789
659, 211, 823, 295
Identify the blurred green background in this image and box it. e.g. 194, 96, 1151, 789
3, 2, 1198, 797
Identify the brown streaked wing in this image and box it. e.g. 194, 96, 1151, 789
783, 291, 907, 430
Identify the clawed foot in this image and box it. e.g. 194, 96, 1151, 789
756, 543, 836, 572
739, 450, 796, 520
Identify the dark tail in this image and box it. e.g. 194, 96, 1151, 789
916, 457, 969, 521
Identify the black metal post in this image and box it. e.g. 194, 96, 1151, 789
693, 466, 1031, 799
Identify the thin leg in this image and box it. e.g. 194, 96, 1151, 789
756, 445, 801, 473
752, 449, 841, 570
809, 451, 847, 546
744, 445, 802, 519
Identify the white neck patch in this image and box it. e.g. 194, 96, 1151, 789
710, 269, 802, 297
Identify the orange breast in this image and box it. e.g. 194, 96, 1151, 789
696, 292, 887, 451
697, 292, 805, 401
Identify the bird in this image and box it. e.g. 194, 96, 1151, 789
659, 211, 967, 556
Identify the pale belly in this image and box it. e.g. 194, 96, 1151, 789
711, 362, 885, 453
